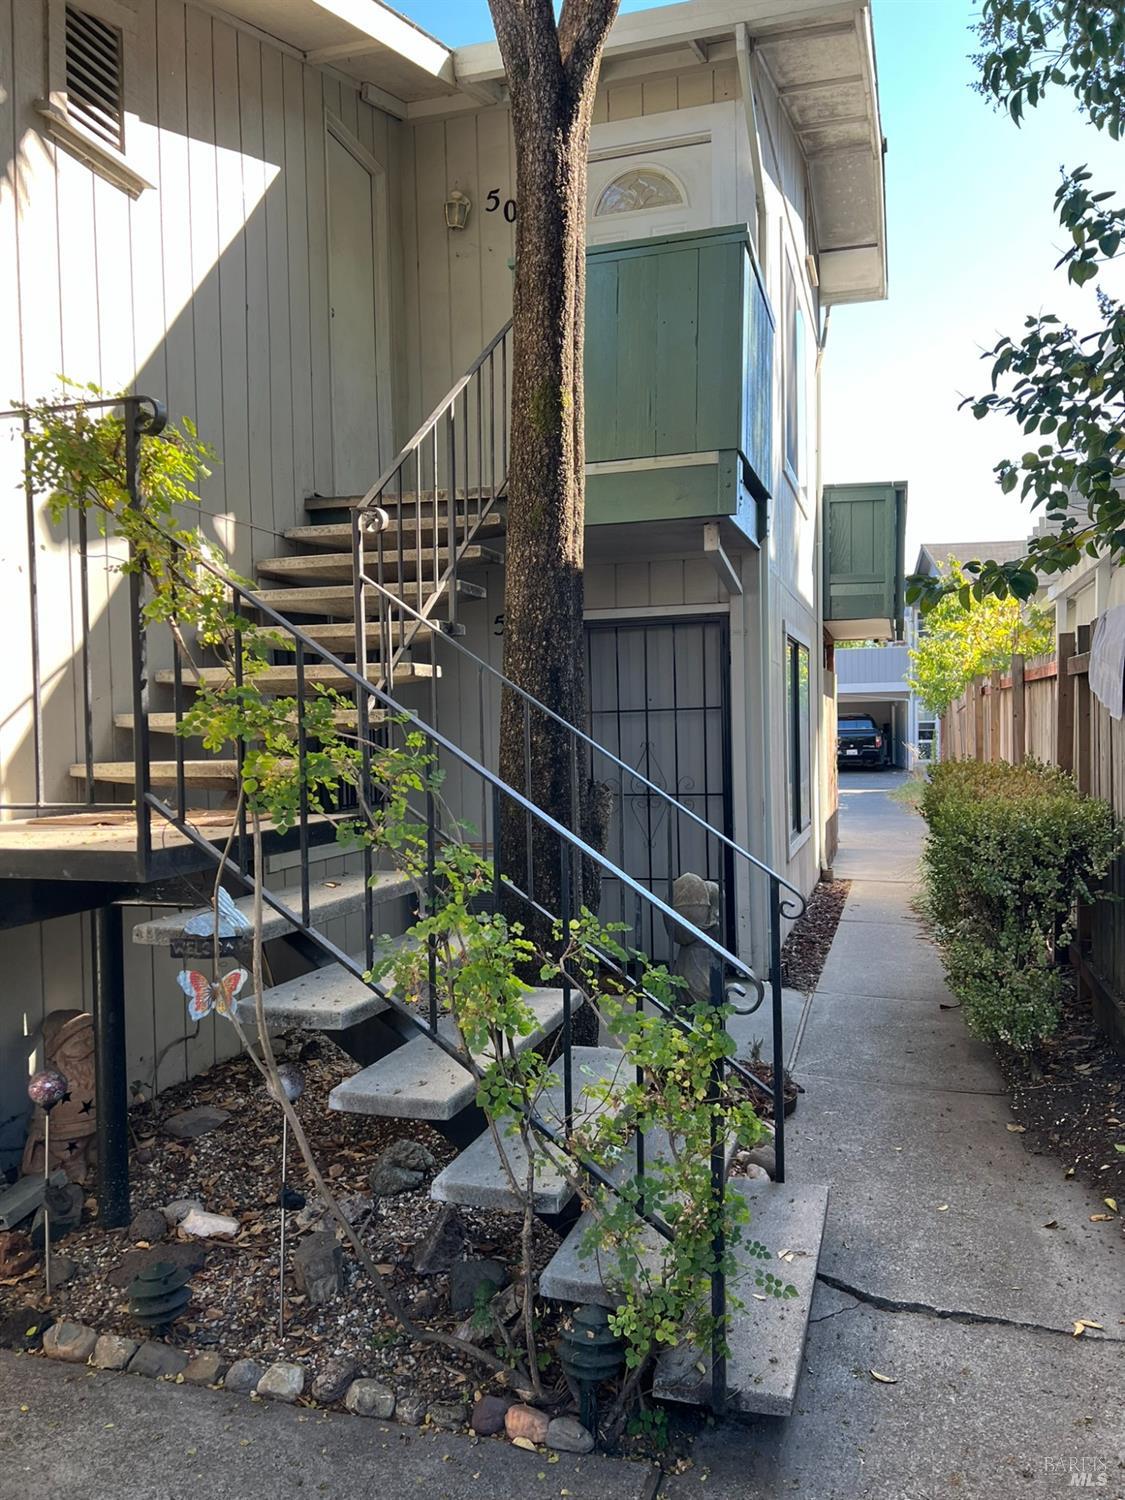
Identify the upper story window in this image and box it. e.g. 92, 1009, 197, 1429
64, 4, 124, 152
596, 167, 684, 216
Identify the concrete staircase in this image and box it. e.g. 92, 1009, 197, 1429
70, 488, 501, 795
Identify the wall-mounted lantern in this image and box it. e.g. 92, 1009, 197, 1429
444, 189, 471, 230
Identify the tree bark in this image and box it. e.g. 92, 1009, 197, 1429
489, 0, 619, 937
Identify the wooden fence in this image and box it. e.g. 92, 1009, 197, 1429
940, 625, 1125, 1051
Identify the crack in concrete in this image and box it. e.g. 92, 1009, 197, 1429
815, 1272, 1125, 1342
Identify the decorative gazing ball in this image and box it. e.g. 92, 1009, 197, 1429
28, 1069, 68, 1111
273, 1065, 304, 1104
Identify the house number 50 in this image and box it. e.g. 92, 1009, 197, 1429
485, 189, 518, 222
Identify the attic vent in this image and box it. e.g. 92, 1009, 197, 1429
65, 4, 124, 151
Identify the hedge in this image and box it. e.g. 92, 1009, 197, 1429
919, 759, 1123, 1049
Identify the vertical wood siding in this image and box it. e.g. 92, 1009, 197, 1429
0, 0, 403, 1166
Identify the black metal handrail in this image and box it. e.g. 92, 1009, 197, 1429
353, 535, 801, 1180
350, 319, 512, 687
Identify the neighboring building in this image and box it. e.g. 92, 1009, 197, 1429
833, 536, 1030, 769
0, 0, 887, 1169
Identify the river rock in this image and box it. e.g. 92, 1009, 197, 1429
128, 1341, 188, 1379
505, 1403, 549, 1445
412, 1203, 464, 1274
311, 1355, 357, 1404
178, 1208, 239, 1240
547, 1416, 595, 1455
129, 1208, 168, 1243
427, 1400, 468, 1430
471, 1393, 514, 1435
256, 1362, 305, 1402
368, 1139, 436, 1198
224, 1358, 264, 1394
345, 1379, 396, 1419
162, 1198, 204, 1227
42, 1320, 97, 1363
163, 1107, 231, 1140
183, 1351, 226, 1386
292, 1230, 343, 1304
396, 1392, 428, 1427
92, 1334, 138, 1371
31, 1182, 83, 1247
449, 1257, 507, 1314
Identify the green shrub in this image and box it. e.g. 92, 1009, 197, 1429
919, 759, 1122, 1049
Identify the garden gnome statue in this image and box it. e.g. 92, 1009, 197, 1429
666, 872, 722, 1005
21, 1011, 97, 1185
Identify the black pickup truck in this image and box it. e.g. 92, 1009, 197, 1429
837, 713, 886, 768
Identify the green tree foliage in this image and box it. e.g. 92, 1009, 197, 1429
908, 1, 1125, 611
907, 564, 1054, 715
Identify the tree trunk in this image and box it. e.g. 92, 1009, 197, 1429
490, 0, 619, 940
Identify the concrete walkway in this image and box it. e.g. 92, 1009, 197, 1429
668, 771, 1124, 1498
1, 774, 1121, 1499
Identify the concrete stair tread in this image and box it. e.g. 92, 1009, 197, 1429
71, 760, 245, 789
328, 986, 565, 1122
257, 940, 416, 1029
252, 579, 484, 618
132, 869, 412, 945
152, 663, 438, 691
430, 1046, 630, 1214
539, 1179, 829, 1417
303, 488, 501, 513
298, 621, 465, 652
115, 708, 387, 735
286, 515, 505, 549
256, 544, 501, 585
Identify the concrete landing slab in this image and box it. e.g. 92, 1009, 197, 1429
815, 920, 949, 1002
430, 1047, 629, 1213
796, 989, 1002, 1094
328, 987, 564, 1120
660, 1302, 1124, 1500
653, 1180, 829, 1416
785, 1073, 1123, 1333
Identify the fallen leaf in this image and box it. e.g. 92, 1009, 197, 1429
1090, 1213, 1115, 1222
1065, 1166, 1076, 1178
870, 1369, 897, 1384
512, 1437, 537, 1452
1043, 1220, 1058, 1230
936, 1204, 949, 1212
1072, 1320, 1103, 1337
1006, 1124, 1026, 1134
1114, 1144, 1125, 1155
1104, 1198, 1118, 1213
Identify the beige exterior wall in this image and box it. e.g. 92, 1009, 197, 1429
0, 0, 406, 1165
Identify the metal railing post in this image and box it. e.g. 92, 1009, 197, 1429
126, 402, 153, 875
770, 875, 786, 1183
708, 954, 727, 1417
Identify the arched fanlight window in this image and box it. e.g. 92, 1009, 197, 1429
595, 166, 685, 215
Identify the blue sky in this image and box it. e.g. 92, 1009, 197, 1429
398, 0, 1123, 560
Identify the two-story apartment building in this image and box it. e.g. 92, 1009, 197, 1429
0, 0, 887, 1174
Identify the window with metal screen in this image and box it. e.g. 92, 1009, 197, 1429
65, 4, 124, 152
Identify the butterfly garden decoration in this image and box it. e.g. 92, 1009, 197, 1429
176, 967, 249, 1023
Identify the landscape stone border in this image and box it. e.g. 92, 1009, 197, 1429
28, 1315, 595, 1457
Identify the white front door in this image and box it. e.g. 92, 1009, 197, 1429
327, 131, 382, 494
587, 139, 713, 244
